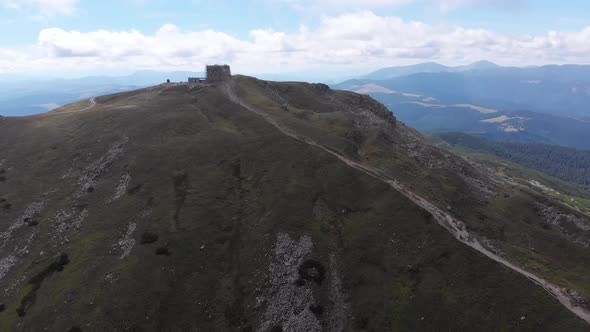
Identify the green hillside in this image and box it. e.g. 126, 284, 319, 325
0, 77, 589, 331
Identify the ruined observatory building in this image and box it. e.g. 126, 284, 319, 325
206, 64, 232, 82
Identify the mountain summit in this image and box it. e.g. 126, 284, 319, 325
0, 76, 589, 331
363, 60, 500, 79
463, 60, 500, 70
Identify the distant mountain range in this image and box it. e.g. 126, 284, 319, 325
363, 60, 590, 83
363, 60, 500, 80
342, 62, 590, 119
333, 61, 590, 149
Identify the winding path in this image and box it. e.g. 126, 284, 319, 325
47, 98, 96, 115
224, 83, 590, 325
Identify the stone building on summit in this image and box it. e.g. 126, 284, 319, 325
206, 65, 231, 82
187, 65, 231, 83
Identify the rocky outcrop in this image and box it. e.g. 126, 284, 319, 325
258, 233, 347, 332
535, 203, 590, 247
259, 233, 319, 331
331, 91, 397, 126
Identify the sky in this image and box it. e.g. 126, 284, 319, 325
1, 0, 590, 78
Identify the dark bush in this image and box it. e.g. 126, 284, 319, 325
309, 304, 324, 316
127, 184, 143, 195
57, 253, 70, 266
140, 231, 159, 244
355, 317, 369, 329
155, 247, 171, 256
17, 253, 69, 317
298, 260, 326, 285
345, 129, 365, 145
24, 217, 39, 226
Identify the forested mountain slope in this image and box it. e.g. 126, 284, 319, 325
430, 132, 590, 187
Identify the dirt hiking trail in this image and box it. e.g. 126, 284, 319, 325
48, 98, 96, 115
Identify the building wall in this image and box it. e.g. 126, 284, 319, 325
206, 65, 231, 82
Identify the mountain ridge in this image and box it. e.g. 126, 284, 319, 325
0, 76, 589, 330
363, 60, 502, 79
228, 78, 590, 323
363, 60, 590, 81
334, 66, 590, 145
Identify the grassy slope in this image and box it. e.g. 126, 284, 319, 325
430, 133, 590, 299
0, 79, 587, 331
233, 76, 590, 318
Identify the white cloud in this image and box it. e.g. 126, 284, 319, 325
434, 0, 525, 12
1, 11, 590, 75
275, 0, 524, 12
274, 0, 414, 11
1, 0, 78, 16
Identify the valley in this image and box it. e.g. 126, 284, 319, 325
333, 63, 590, 150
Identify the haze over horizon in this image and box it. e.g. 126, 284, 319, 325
1, 0, 590, 79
